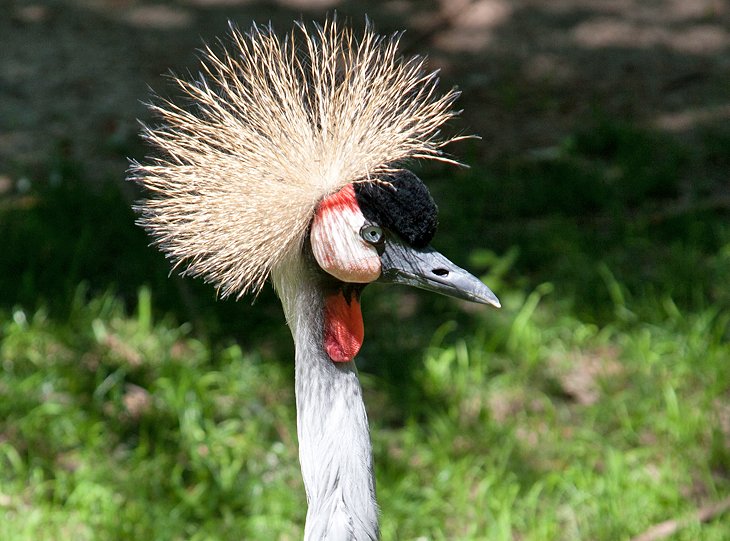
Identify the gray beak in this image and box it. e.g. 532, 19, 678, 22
378, 237, 501, 307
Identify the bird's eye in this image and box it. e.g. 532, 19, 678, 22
360, 224, 383, 245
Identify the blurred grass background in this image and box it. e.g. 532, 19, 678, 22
2, 1, 730, 540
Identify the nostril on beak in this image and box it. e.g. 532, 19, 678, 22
432, 268, 449, 277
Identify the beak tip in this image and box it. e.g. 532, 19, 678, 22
473, 284, 500, 308
481, 292, 501, 309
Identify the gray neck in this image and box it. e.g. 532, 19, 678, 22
273, 258, 379, 541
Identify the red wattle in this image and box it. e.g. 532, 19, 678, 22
323, 291, 364, 362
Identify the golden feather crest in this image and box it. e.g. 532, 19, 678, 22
130, 18, 462, 298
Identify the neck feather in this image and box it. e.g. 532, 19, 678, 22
273, 257, 379, 541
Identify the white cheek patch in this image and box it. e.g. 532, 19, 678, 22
310, 192, 381, 284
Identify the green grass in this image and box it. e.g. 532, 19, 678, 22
1, 121, 729, 539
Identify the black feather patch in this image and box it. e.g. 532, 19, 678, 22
354, 170, 438, 248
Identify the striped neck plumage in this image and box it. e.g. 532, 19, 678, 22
272, 259, 379, 540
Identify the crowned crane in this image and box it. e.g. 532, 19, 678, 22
130, 18, 500, 540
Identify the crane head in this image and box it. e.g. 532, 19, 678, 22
130, 19, 500, 365
309, 170, 499, 362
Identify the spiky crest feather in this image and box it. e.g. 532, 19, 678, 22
130, 18, 462, 298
